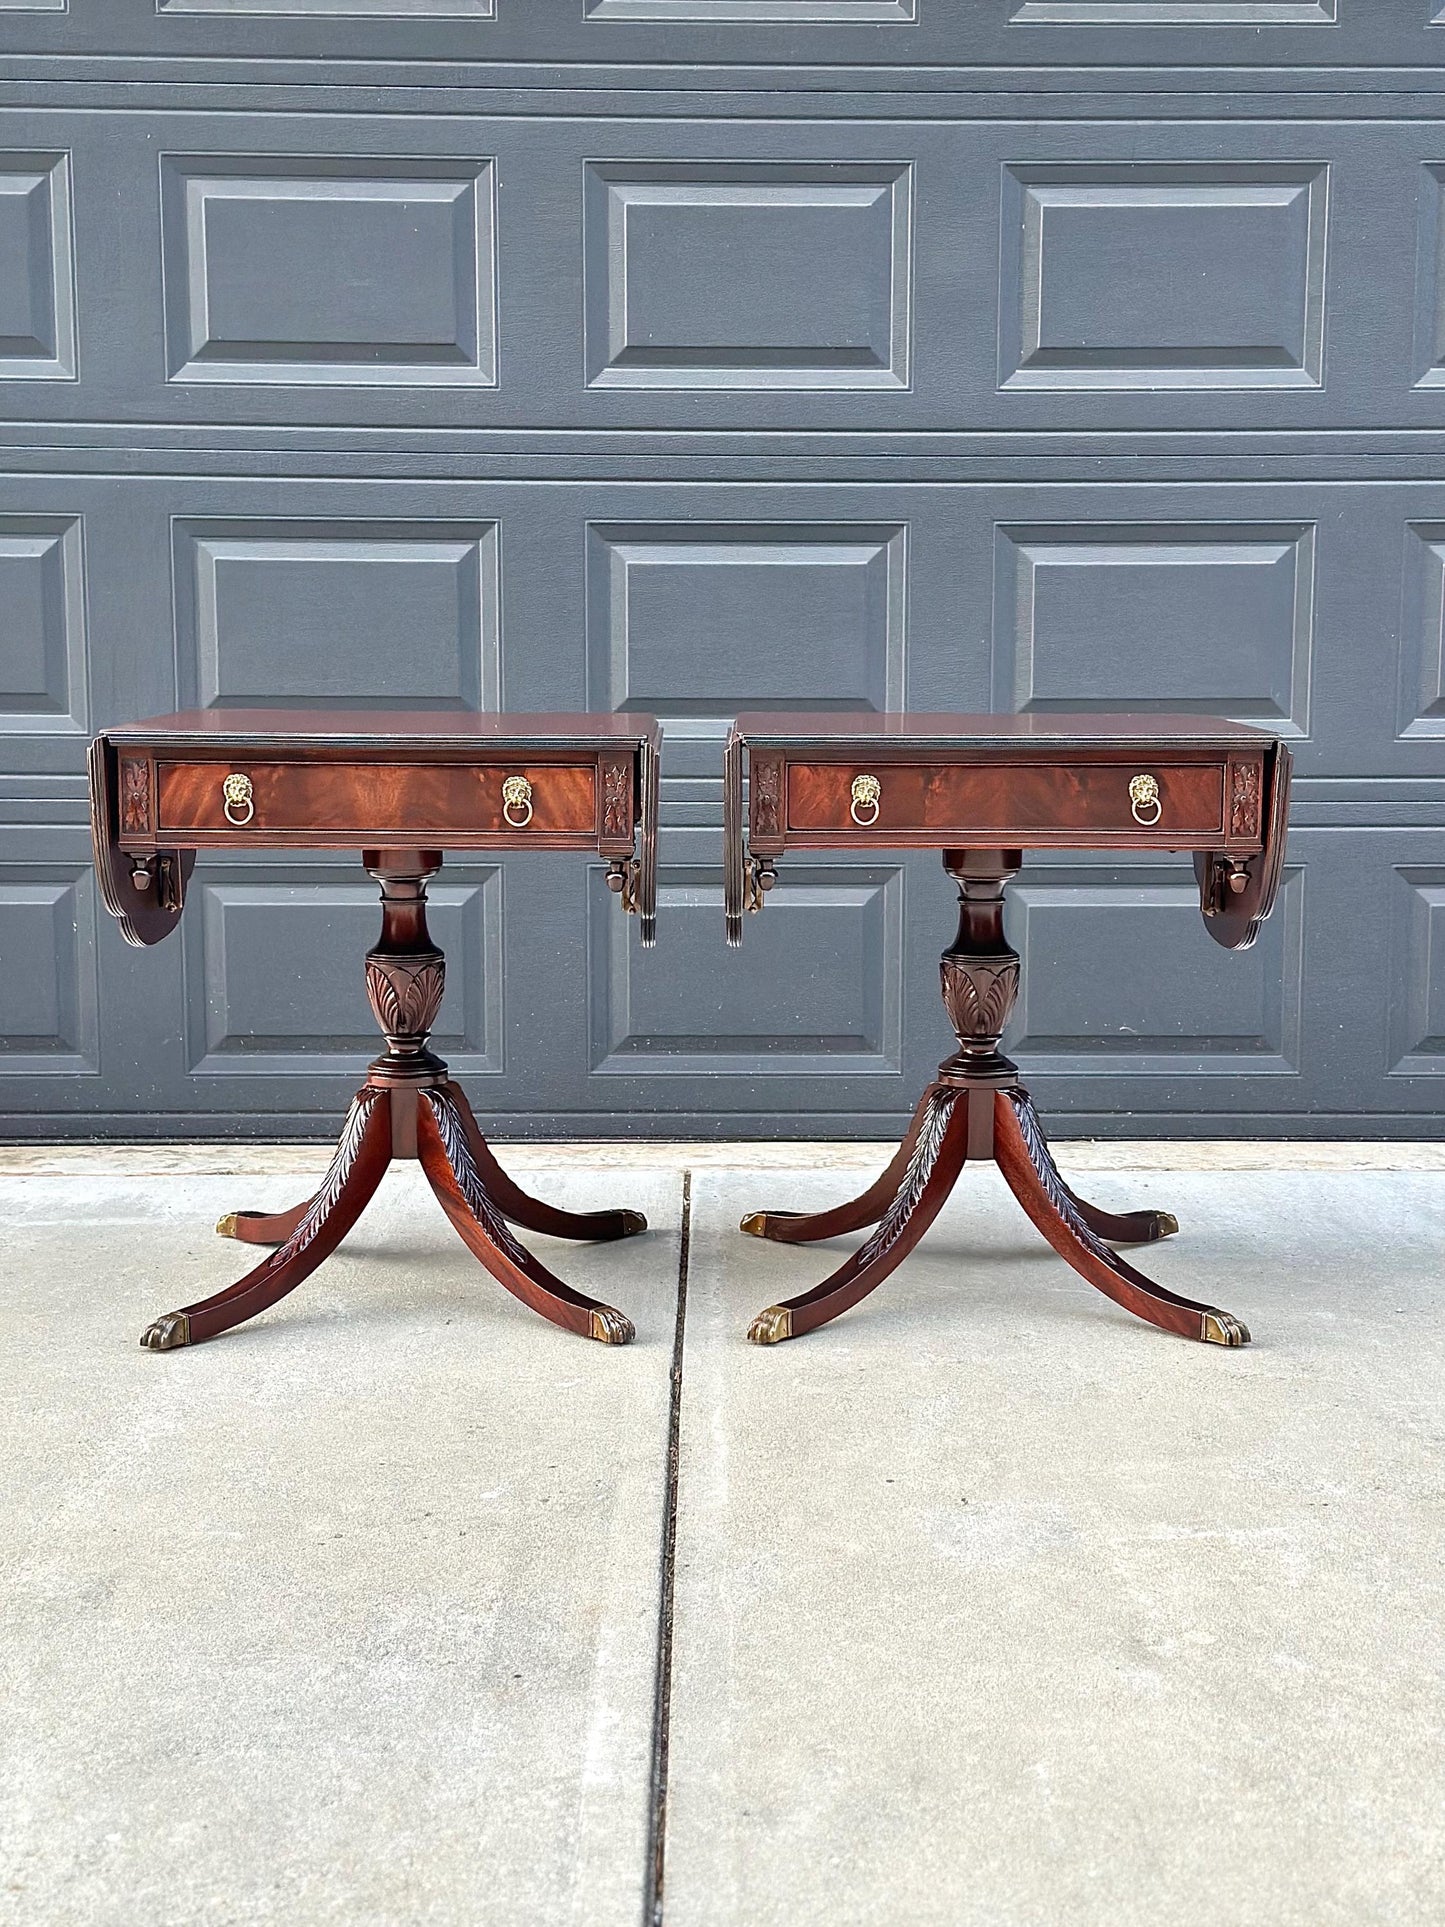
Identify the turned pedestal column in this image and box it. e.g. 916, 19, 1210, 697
140, 851, 643, 1352
743, 850, 1246, 1350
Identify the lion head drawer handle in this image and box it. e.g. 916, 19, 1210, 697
501, 773, 534, 828
1129, 773, 1162, 827
850, 773, 882, 827
221, 772, 254, 826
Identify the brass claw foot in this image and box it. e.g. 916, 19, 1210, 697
215, 1212, 239, 1239
588, 1307, 635, 1345
1201, 1311, 1251, 1347
748, 1306, 793, 1346
140, 1312, 191, 1351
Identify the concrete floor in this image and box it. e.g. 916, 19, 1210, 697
2, 1147, 1443, 1926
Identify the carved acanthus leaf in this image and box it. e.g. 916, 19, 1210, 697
852, 1088, 958, 1268
423, 1090, 534, 1270
365, 954, 445, 1041
941, 954, 1020, 1046
121, 759, 150, 834
602, 760, 631, 839
1005, 1091, 1114, 1265
1230, 761, 1262, 840
751, 758, 782, 839
273, 1091, 380, 1263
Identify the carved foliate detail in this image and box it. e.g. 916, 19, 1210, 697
941, 953, 1020, 1051
272, 1091, 381, 1265
423, 1089, 535, 1272
1229, 760, 1262, 841
120, 758, 150, 834
1005, 1089, 1116, 1266
751, 756, 782, 839
852, 1088, 958, 1269
602, 759, 631, 839
365, 953, 445, 1046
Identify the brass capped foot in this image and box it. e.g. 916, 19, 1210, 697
1153, 1212, 1180, 1240
589, 1307, 635, 1345
617, 1209, 648, 1237
739, 1212, 768, 1238
215, 1212, 239, 1239
748, 1305, 793, 1346
140, 1312, 191, 1351
1201, 1311, 1250, 1347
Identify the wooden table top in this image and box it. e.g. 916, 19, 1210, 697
103, 708, 661, 752
724, 708, 1292, 953
90, 707, 661, 949
731, 711, 1277, 750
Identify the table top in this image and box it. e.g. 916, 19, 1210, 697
731, 711, 1276, 750
723, 708, 1293, 952
103, 708, 661, 752
90, 708, 661, 949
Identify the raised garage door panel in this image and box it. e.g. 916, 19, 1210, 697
5, 2, 1445, 69
0, 12, 1440, 1136
0, 469, 1440, 1130
3, 111, 1445, 431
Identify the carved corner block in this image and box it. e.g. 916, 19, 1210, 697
119, 756, 153, 838
599, 755, 634, 852
749, 753, 784, 850
1227, 756, 1263, 844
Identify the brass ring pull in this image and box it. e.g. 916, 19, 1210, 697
1129, 773, 1162, 827
502, 773, 534, 828
222, 772, 254, 826
850, 772, 882, 827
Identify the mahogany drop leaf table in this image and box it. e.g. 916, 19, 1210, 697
89, 709, 660, 1352
724, 712, 1292, 1350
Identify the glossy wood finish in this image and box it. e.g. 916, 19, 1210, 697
785, 758, 1235, 846
91, 707, 660, 944
89, 710, 659, 1351
731, 713, 1290, 1349
138, 851, 643, 1352
726, 711, 1289, 950
156, 759, 599, 844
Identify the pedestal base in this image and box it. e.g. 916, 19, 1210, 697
140, 851, 644, 1352
741, 849, 1250, 1350
742, 1080, 1246, 1349
140, 1079, 642, 1351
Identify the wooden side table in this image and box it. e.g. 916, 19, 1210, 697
89, 709, 660, 1351
724, 712, 1292, 1349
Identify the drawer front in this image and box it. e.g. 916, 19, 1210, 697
784, 760, 1230, 844
155, 760, 598, 840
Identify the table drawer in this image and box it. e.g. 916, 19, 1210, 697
156, 760, 598, 839
784, 760, 1230, 842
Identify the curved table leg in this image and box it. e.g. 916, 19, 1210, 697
1011, 1091, 1179, 1247
417, 1087, 634, 1345
446, 1085, 646, 1244
738, 1088, 935, 1245
747, 1087, 969, 1345
140, 1090, 393, 1350
216, 1200, 313, 1246
993, 1091, 1248, 1347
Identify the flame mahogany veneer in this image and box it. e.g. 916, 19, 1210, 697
724, 711, 1293, 1351
88, 708, 660, 1353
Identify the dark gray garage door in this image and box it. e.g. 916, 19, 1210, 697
2, 4, 1443, 1139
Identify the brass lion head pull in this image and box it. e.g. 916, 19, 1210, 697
221, 771, 254, 826
501, 773, 534, 828
850, 772, 882, 827
1129, 773, 1161, 826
